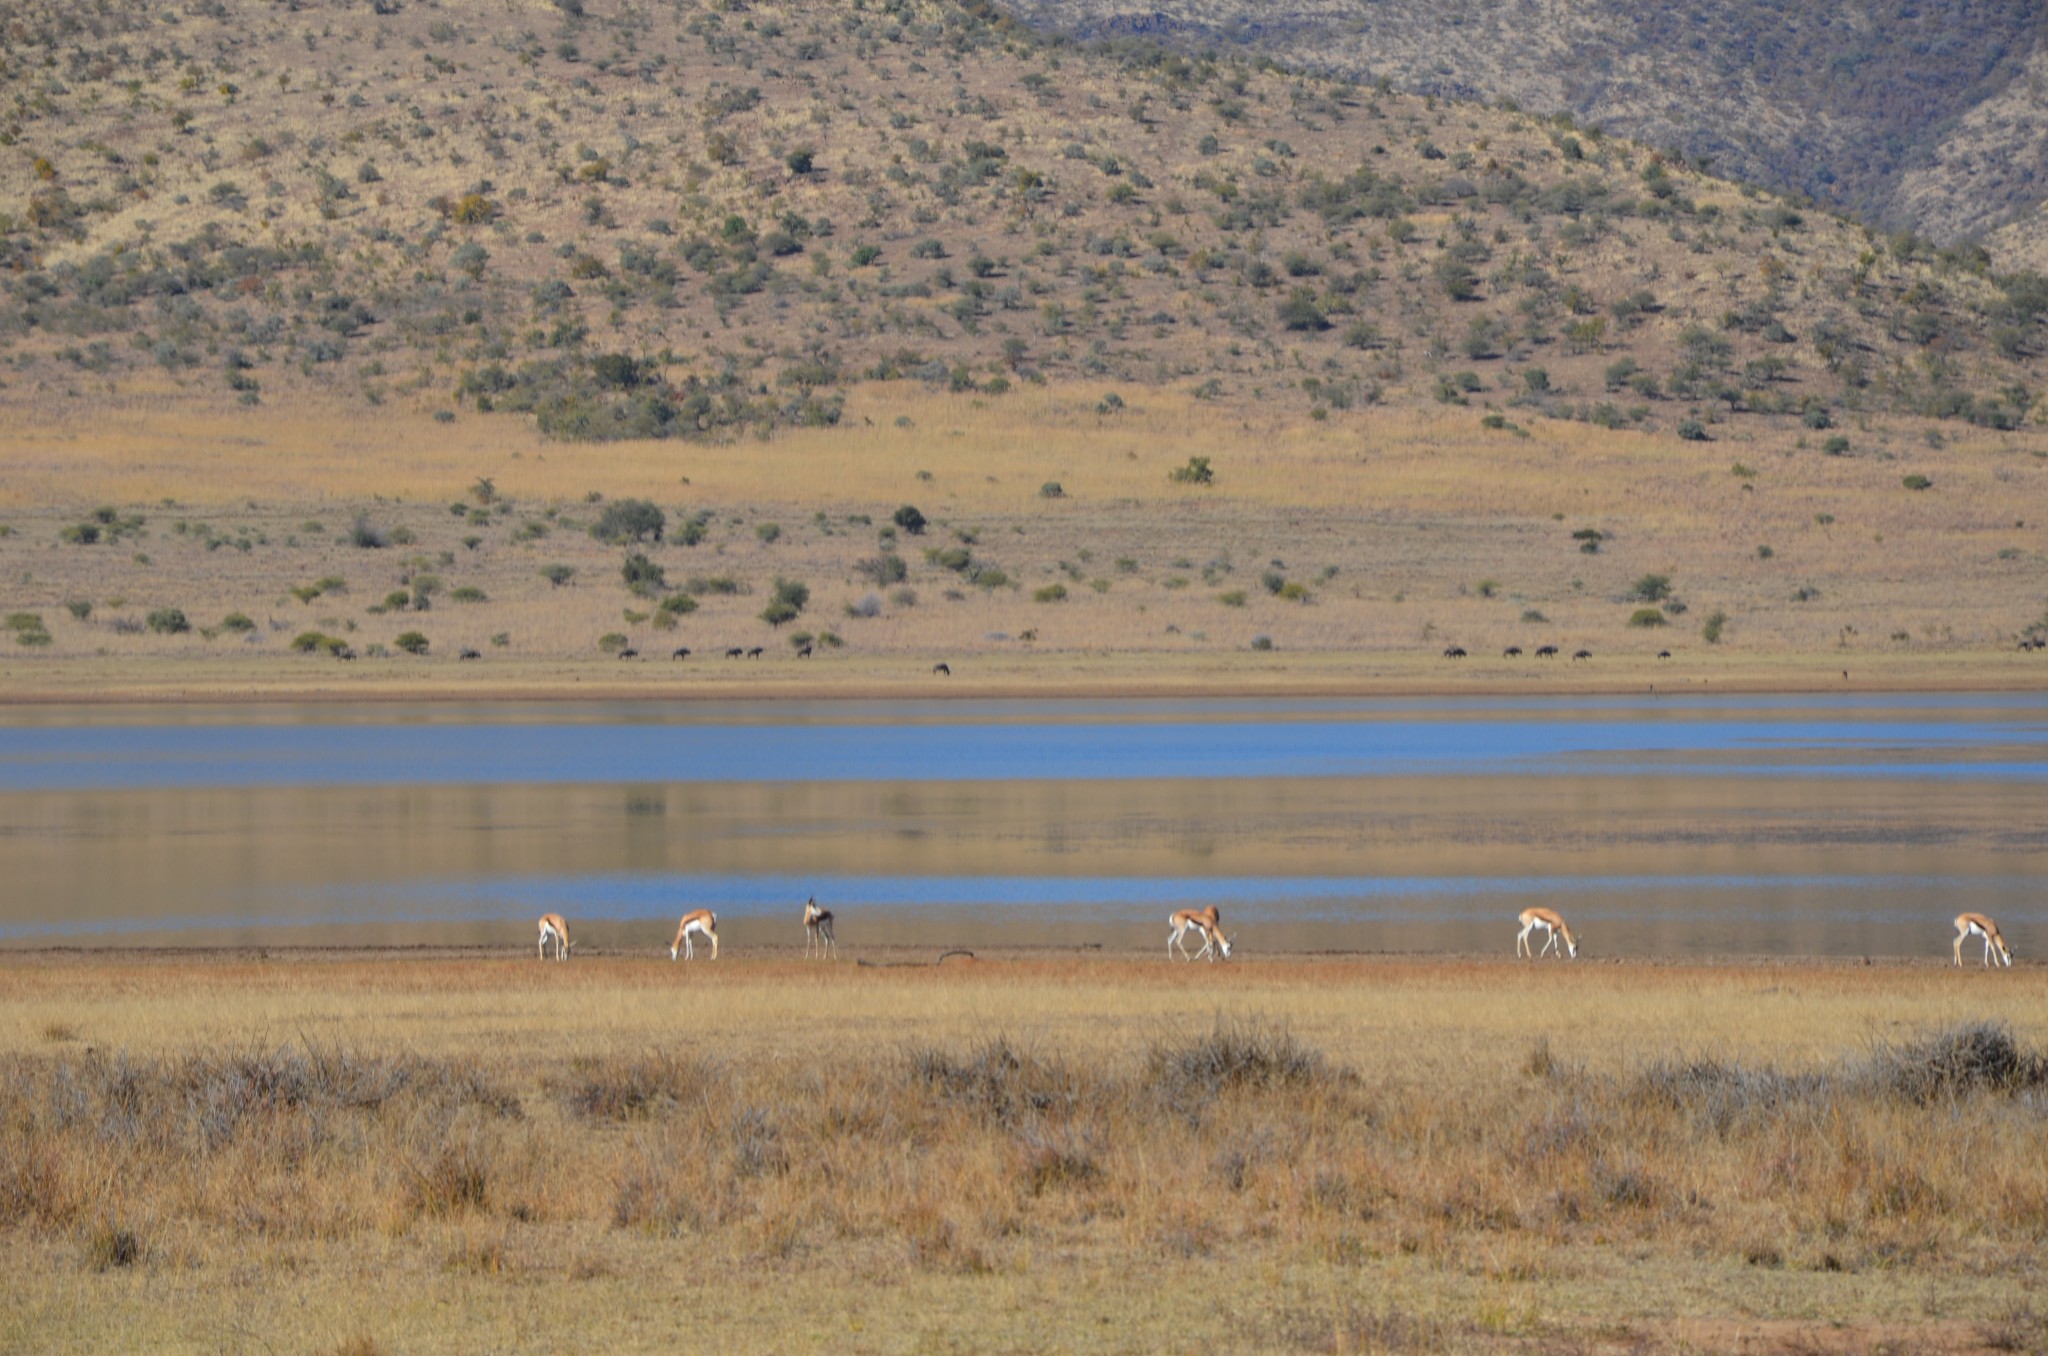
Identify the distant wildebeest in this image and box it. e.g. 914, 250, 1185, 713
747, 646, 764, 659
1503, 646, 1522, 658
672, 647, 691, 660
795, 643, 813, 658
933, 662, 951, 676
1657, 650, 1672, 660
1534, 645, 1558, 658
618, 648, 638, 659
2022, 638, 2044, 652
1572, 649, 1593, 661
337, 647, 357, 661
1442, 646, 1467, 659
458, 647, 481, 660
726, 647, 745, 659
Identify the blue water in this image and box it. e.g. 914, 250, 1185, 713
3, 695, 2046, 953
4, 693, 2047, 792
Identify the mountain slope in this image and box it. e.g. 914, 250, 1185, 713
1003, 0, 2048, 248
1, 0, 2044, 446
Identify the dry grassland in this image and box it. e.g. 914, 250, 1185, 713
4, 388, 2047, 702
4, 952, 2048, 1354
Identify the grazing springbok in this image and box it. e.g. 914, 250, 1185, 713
1168, 905, 1232, 961
804, 896, 837, 959
1516, 907, 1578, 959
672, 647, 691, 660
1503, 646, 1523, 658
933, 662, 951, 676
1953, 913, 2014, 968
537, 913, 573, 961
671, 909, 719, 960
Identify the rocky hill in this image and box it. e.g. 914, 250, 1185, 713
1004, 0, 2048, 254
3, 0, 2046, 445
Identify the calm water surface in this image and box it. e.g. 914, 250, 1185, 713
3, 695, 2044, 956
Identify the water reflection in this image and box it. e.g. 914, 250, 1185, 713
1, 697, 2044, 955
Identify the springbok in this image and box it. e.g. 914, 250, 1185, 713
537, 913, 573, 961
1168, 906, 1232, 961
1953, 913, 2013, 968
1516, 907, 1577, 960
671, 909, 719, 961
804, 896, 837, 959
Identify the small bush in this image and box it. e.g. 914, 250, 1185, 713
394, 631, 430, 655
1702, 610, 1728, 644
291, 631, 347, 655
621, 553, 667, 595
1033, 583, 1068, 603
1628, 608, 1668, 628
893, 505, 928, 535
1822, 435, 1851, 456
220, 612, 257, 633
65, 600, 93, 621
1902, 473, 1933, 491
1676, 420, 1708, 441
348, 515, 386, 549
1170, 456, 1214, 486
1039, 482, 1065, 499
541, 564, 576, 588
147, 608, 190, 635
597, 633, 629, 654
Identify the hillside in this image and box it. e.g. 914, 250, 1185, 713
1005, 0, 2048, 252
3, 0, 2047, 446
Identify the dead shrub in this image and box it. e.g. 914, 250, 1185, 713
564, 1052, 716, 1121
1863, 1022, 2048, 1103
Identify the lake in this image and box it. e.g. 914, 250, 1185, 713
2, 694, 2044, 957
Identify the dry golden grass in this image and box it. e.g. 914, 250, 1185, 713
4, 952, 2048, 1353
4, 387, 2045, 699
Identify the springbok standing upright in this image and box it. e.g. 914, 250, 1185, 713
537, 913, 573, 961
671, 909, 719, 961
804, 896, 837, 959
1953, 912, 2014, 967
1516, 907, 1577, 959
1168, 905, 1232, 961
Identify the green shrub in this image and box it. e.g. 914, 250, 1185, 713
1902, 474, 1933, 491
1250, 635, 1274, 651
1218, 591, 1247, 607
220, 612, 257, 633
597, 632, 629, 654
65, 600, 92, 621
394, 631, 430, 655
147, 608, 190, 635
1170, 456, 1214, 486
1628, 608, 1668, 628
760, 577, 809, 625
450, 587, 488, 603
591, 499, 666, 544
621, 553, 667, 595
659, 593, 699, 615
1676, 420, 1708, 441
1034, 583, 1068, 603
1823, 435, 1851, 456
291, 631, 347, 655
756, 522, 781, 544
1039, 482, 1065, 499
1702, 610, 1728, 644
541, 564, 576, 588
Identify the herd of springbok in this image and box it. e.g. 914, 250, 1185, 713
536, 904, 2017, 968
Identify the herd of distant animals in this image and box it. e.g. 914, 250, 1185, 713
532, 902, 2016, 968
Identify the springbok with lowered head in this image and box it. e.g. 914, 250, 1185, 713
1168, 905, 1232, 961
671, 909, 719, 961
537, 913, 573, 961
1953, 912, 2013, 968
1516, 907, 1577, 960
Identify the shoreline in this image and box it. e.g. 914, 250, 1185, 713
5, 651, 2047, 707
